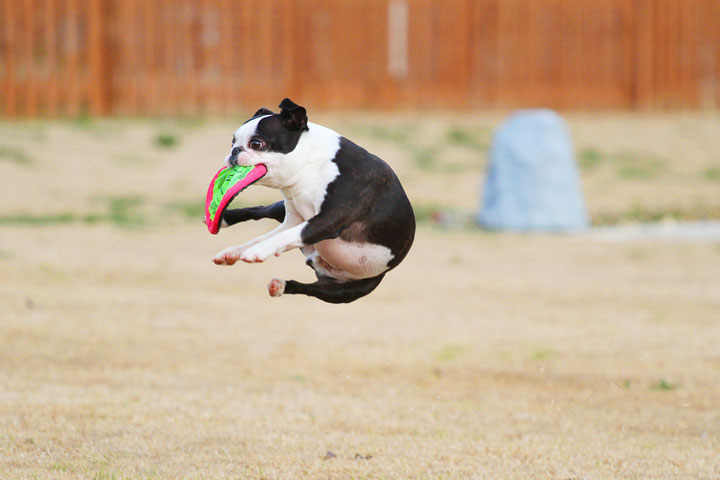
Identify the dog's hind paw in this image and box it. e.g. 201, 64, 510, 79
267, 278, 286, 297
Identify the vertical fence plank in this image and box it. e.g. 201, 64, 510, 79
129, 0, 140, 114
471, 0, 501, 107
679, 0, 696, 107
142, 0, 156, 115
161, 0, 175, 115
634, 0, 654, 109
2, 0, 18, 117
88, 0, 108, 115
620, 0, 635, 108
65, 0, 80, 115
280, 0, 299, 102
45, 0, 58, 116
24, 0, 38, 116
218, 0, 229, 115
184, 0, 195, 113
713, 0, 720, 108
134, 0, 145, 113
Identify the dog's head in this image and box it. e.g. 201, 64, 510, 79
226, 98, 309, 186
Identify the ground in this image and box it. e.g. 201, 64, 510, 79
1, 113, 719, 479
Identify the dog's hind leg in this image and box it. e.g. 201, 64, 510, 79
267, 274, 384, 304
222, 201, 285, 226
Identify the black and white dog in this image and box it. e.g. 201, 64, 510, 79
212, 98, 415, 303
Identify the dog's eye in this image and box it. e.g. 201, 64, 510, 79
249, 139, 266, 150
231, 136, 235, 147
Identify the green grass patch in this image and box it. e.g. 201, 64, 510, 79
69, 111, 96, 130
52, 462, 75, 473
101, 196, 146, 227
0, 213, 79, 225
0, 146, 33, 165
345, 123, 444, 170
651, 378, 675, 391
532, 348, 555, 361
578, 148, 603, 169
153, 132, 180, 149
614, 152, 665, 179
166, 200, 205, 220
592, 204, 720, 225
437, 343, 470, 362
343, 122, 488, 171
93, 468, 125, 480
701, 166, 720, 181
445, 127, 488, 151
409, 145, 439, 170
413, 204, 447, 223
0, 196, 147, 228
576, 148, 665, 178
346, 124, 411, 144
0, 211, 130, 227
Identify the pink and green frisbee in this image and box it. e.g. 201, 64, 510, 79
204, 164, 267, 234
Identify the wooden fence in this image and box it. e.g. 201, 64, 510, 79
1, 0, 719, 117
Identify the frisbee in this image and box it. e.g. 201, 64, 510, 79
204, 164, 267, 234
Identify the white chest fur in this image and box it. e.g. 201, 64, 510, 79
280, 123, 341, 221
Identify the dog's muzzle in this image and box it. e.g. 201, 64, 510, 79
229, 146, 244, 166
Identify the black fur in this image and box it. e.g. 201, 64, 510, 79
278, 98, 308, 132
223, 201, 285, 226
252, 116, 304, 154
300, 137, 415, 269
284, 274, 385, 304
252, 107, 274, 118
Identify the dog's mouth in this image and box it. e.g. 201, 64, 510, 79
228, 156, 266, 171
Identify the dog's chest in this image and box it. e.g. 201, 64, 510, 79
282, 161, 340, 220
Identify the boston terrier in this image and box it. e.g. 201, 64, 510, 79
212, 98, 415, 304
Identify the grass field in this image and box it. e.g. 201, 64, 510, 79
1, 113, 719, 479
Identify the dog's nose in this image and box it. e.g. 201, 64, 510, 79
229, 146, 242, 166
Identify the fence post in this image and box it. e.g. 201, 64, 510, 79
281, 0, 300, 100
634, 0, 654, 109
88, 0, 111, 115
2, 0, 17, 117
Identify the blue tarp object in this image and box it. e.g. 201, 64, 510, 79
477, 110, 589, 231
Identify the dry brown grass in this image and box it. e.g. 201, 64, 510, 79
1, 113, 719, 479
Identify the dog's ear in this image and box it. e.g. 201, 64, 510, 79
278, 98, 308, 132
253, 107, 274, 118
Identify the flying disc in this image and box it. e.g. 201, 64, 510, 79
205, 164, 267, 234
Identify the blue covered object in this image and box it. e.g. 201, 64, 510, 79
477, 110, 589, 231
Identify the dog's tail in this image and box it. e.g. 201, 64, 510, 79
267, 274, 384, 304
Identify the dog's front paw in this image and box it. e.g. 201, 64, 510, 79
240, 243, 275, 263
213, 247, 242, 265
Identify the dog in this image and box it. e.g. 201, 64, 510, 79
212, 98, 415, 303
